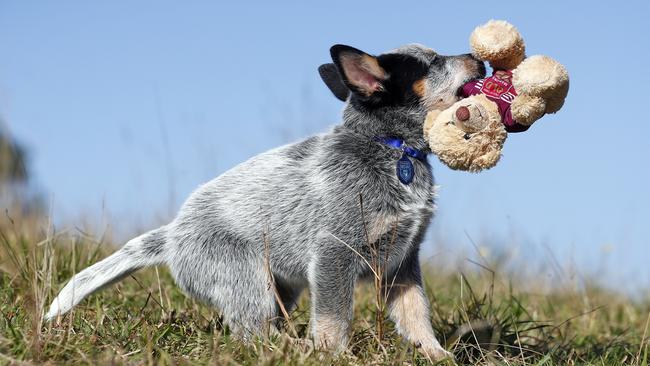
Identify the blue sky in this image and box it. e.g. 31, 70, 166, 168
1, 1, 648, 290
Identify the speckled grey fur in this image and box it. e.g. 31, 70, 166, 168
46, 44, 484, 357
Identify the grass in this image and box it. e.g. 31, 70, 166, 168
0, 213, 648, 365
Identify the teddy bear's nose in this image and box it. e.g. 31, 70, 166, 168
456, 106, 470, 121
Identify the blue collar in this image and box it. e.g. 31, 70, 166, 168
374, 137, 428, 162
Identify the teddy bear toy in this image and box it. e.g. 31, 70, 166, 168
424, 20, 569, 172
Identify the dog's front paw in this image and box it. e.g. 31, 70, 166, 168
419, 342, 454, 363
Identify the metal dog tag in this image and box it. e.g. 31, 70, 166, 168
396, 153, 414, 185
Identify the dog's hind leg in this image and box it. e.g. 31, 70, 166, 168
169, 242, 280, 340
223, 263, 280, 338
276, 277, 304, 311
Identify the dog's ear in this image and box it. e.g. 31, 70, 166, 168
330, 45, 388, 98
318, 63, 350, 102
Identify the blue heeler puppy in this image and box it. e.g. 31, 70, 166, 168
46, 44, 485, 361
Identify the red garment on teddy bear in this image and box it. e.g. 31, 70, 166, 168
462, 70, 529, 133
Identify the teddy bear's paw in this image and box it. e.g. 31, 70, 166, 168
511, 94, 546, 126
545, 92, 568, 114
513, 55, 569, 99
470, 20, 525, 70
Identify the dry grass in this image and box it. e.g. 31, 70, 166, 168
0, 212, 648, 365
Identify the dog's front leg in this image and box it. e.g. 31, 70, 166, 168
308, 240, 356, 352
387, 249, 452, 361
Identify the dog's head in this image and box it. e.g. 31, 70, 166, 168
319, 44, 486, 142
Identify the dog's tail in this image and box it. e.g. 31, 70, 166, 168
44, 227, 168, 321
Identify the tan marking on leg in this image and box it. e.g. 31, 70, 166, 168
389, 285, 435, 343
313, 315, 350, 351
389, 284, 451, 361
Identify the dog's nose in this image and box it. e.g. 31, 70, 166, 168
456, 106, 470, 121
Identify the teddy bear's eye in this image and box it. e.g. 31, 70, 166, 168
464, 133, 472, 140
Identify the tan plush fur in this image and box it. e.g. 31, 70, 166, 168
425, 20, 569, 172
510, 94, 546, 125
545, 87, 569, 114
425, 95, 507, 172
470, 20, 525, 70
513, 55, 569, 115
422, 109, 440, 142
471, 20, 569, 127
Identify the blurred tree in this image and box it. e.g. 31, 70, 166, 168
0, 115, 42, 214
0, 128, 28, 184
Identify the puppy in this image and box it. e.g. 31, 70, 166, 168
46, 44, 485, 360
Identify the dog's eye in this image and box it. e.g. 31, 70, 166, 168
464, 133, 471, 140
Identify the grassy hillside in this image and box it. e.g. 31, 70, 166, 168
0, 215, 648, 365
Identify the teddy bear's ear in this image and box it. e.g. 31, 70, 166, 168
329, 44, 388, 98
318, 63, 350, 102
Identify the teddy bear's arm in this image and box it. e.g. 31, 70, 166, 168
510, 94, 546, 126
